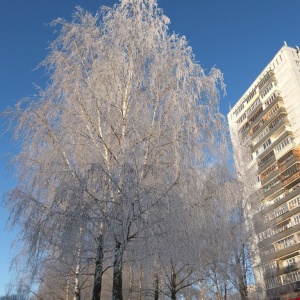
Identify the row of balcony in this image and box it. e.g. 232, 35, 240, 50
263, 254, 300, 277
258, 207, 300, 246
237, 82, 280, 137
261, 231, 300, 263
233, 70, 276, 119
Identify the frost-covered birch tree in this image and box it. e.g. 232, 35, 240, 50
3, 0, 227, 299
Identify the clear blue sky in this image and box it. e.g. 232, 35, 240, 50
0, 0, 299, 295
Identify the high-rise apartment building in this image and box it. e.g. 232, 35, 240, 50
228, 44, 300, 300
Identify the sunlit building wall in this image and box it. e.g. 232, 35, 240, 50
228, 44, 300, 300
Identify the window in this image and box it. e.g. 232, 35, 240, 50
273, 193, 285, 204
237, 113, 246, 124
234, 102, 245, 117
274, 235, 296, 251
261, 83, 274, 99
263, 176, 281, 193
259, 150, 275, 168
263, 260, 277, 271
288, 182, 300, 194
283, 256, 299, 267
256, 139, 271, 157
274, 203, 288, 218
253, 126, 269, 145
288, 195, 300, 210
265, 103, 280, 119
274, 136, 292, 154
293, 213, 300, 225
258, 71, 275, 90
266, 276, 281, 289
263, 245, 275, 256
268, 113, 285, 130
239, 121, 250, 135
245, 88, 257, 104
249, 107, 263, 124
246, 98, 261, 116
281, 164, 299, 180
276, 219, 291, 233
281, 270, 300, 285
264, 92, 280, 107
260, 163, 277, 180
278, 150, 294, 167
252, 119, 264, 134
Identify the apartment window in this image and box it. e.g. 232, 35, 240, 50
239, 122, 250, 135
288, 182, 300, 194
261, 83, 274, 99
273, 193, 285, 203
288, 195, 300, 210
263, 260, 277, 271
281, 270, 300, 285
274, 234, 297, 251
249, 107, 263, 124
260, 163, 277, 180
253, 126, 270, 145
234, 102, 245, 117
263, 245, 275, 256
278, 150, 294, 167
266, 103, 280, 119
263, 176, 281, 193
245, 89, 257, 104
266, 276, 281, 289
293, 213, 300, 225
258, 72, 273, 90
264, 92, 280, 108
274, 136, 292, 154
246, 98, 261, 116
256, 139, 272, 157
283, 256, 299, 267
274, 203, 288, 218
237, 113, 246, 124
269, 113, 285, 130
276, 219, 291, 233
281, 164, 299, 179
259, 150, 275, 168
252, 119, 264, 134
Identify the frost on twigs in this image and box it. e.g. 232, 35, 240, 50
2, 0, 229, 299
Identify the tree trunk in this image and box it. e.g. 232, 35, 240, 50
74, 228, 82, 300
236, 254, 249, 300
112, 241, 123, 300
92, 234, 104, 300
128, 266, 133, 300
170, 264, 176, 300
154, 273, 159, 300
74, 263, 80, 300
138, 266, 143, 300
66, 275, 70, 300
199, 279, 204, 300
213, 265, 222, 300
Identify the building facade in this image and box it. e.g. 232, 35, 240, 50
228, 44, 300, 300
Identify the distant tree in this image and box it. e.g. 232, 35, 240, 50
0, 294, 27, 300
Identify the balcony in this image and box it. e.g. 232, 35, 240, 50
251, 118, 290, 153
278, 147, 300, 170
261, 242, 300, 263
261, 168, 280, 187
258, 222, 300, 249
266, 280, 300, 296
282, 170, 300, 188
258, 150, 276, 173
258, 70, 276, 93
